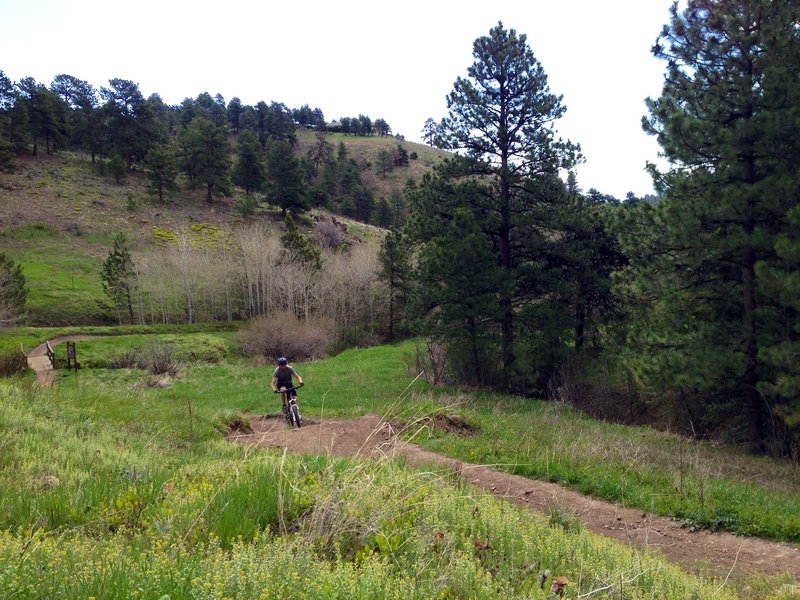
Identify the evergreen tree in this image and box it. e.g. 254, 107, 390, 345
101, 233, 137, 324
194, 92, 227, 127
375, 197, 394, 228
145, 142, 179, 201
421, 118, 438, 146
413, 209, 503, 385
233, 129, 266, 195
637, 0, 800, 452
0, 70, 15, 168
374, 118, 391, 136
378, 228, 411, 341
393, 144, 409, 167
264, 139, 307, 215
280, 214, 321, 270
16, 77, 68, 156
50, 74, 98, 156
376, 148, 394, 178
108, 154, 126, 183
0, 252, 27, 326
412, 22, 579, 389
178, 116, 232, 202
99, 79, 162, 169
227, 97, 242, 133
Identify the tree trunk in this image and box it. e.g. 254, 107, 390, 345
387, 280, 395, 342
206, 182, 213, 203
575, 301, 586, 351
470, 316, 482, 386
742, 231, 763, 452
499, 177, 514, 389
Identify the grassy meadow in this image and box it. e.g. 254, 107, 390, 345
1, 332, 799, 598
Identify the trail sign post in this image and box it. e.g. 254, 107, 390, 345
66, 341, 78, 371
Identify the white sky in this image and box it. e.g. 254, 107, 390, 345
1, 0, 674, 199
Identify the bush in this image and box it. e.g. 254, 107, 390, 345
0, 350, 28, 377
140, 342, 182, 376
237, 312, 334, 361
108, 348, 140, 369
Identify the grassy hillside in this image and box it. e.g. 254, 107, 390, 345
0, 131, 443, 325
294, 128, 450, 200
4, 335, 796, 598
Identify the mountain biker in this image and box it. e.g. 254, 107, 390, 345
271, 356, 303, 400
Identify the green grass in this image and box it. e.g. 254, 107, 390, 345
32, 332, 800, 543
2, 331, 799, 597
413, 396, 800, 543
0, 377, 742, 599
1, 224, 111, 325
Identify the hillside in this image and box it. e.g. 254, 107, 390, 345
0, 131, 447, 241
0, 132, 446, 326
293, 128, 450, 201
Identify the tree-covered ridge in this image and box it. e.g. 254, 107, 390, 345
0, 71, 417, 226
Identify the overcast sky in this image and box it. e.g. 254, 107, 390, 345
1, 0, 675, 199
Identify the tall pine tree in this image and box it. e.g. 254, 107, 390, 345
638, 0, 800, 452
410, 22, 579, 389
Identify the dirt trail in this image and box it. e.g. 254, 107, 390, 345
231, 413, 800, 583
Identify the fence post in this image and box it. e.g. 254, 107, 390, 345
45, 341, 55, 368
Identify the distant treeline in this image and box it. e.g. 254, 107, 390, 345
0, 71, 408, 225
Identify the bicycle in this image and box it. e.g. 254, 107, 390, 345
274, 382, 304, 428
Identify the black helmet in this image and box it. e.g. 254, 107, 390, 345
277, 357, 288, 366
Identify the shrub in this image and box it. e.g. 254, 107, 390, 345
141, 342, 182, 376
237, 312, 334, 361
108, 348, 140, 369
234, 194, 260, 217
0, 350, 28, 377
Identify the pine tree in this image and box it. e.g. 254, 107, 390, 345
145, 142, 179, 201
413, 209, 503, 385
101, 233, 137, 324
280, 214, 321, 270
178, 116, 231, 202
378, 229, 411, 341
411, 22, 579, 389
233, 130, 266, 195
639, 0, 800, 452
265, 140, 308, 216
0, 252, 27, 326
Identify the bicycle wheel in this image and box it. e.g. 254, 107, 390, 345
289, 403, 302, 428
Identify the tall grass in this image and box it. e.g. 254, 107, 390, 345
0, 379, 744, 598
2, 332, 799, 596
33, 333, 800, 543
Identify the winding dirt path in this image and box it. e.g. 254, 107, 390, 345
231, 414, 800, 583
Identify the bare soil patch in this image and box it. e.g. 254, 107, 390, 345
230, 413, 800, 583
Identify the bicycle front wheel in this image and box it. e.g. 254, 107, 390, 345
289, 404, 302, 428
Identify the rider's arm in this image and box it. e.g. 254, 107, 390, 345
271, 375, 278, 392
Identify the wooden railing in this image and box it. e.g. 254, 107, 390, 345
45, 340, 55, 368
